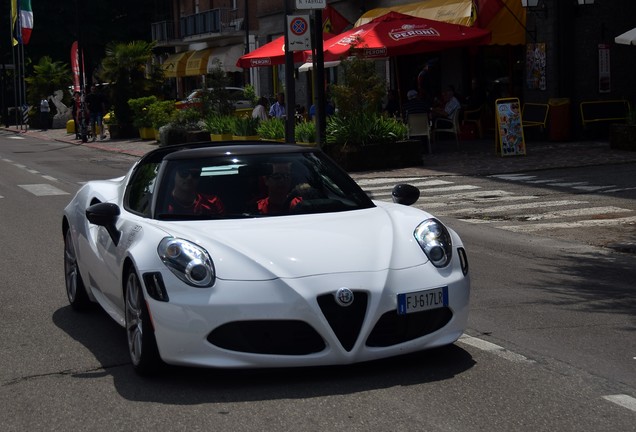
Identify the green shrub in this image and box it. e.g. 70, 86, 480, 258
170, 107, 204, 131
232, 116, 260, 136
257, 118, 285, 140
204, 114, 234, 134
295, 121, 316, 143
325, 112, 407, 149
128, 96, 158, 128
147, 100, 176, 130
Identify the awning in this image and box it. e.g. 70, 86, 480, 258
355, 0, 526, 46
185, 48, 212, 76
299, 60, 341, 73
208, 45, 244, 73
162, 51, 193, 78
615, 28, 636, 45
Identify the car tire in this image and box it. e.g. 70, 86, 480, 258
64, 229, 92, 311
124, 267, 163, 375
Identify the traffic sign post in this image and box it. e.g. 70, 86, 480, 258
287, 15, 311, 51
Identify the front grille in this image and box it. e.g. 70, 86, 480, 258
366, 307, 452, 347
207, 320, 325, 355
317, 291, 368, 351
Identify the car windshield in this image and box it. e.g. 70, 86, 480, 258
155, 151, 375, 220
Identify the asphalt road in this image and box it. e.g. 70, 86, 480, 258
1, 134, 634, 431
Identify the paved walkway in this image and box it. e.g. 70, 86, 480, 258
4, 126, 636, 177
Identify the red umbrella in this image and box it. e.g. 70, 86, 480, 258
319, 11, 491, 62
237, 34, 335, 68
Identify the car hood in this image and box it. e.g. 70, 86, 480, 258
158, 206, 431, 281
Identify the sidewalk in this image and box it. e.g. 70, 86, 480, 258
5, 126, 636, 177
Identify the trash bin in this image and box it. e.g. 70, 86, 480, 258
548, 98, 571, 141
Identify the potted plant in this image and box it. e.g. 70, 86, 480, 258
103, 110, 118, 138
147, 100, 176, 140
128, 96, 158, 140
256, 118, 285, 141
204, 114, 234, 141
231, 116, 260, 140
295, 121, 316, 146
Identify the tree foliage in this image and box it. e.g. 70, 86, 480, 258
94, 40, 160, 130
24, 56, 72, 108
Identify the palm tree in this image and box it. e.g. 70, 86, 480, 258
95, 40, 161, 136
25, 56, 72, 107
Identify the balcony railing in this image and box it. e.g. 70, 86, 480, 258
151, 8, 242, 44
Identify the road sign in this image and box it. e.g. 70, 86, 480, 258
296, 0, 326, 10
287, 15, 311, 51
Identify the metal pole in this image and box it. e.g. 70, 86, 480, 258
284, 0, 296, 143
312, 9, 326, 148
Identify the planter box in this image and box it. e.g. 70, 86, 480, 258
325, 140, 421, 171
186, 130, 210, 143
211, 133, 233, 141
610, 124, 636, 151
232, 135, 260, 141
138, 127, 155, 140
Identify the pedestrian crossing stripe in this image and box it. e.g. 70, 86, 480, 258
500, 216, 636, 233
19, 184, 69, 196
356, 176, 636, 236
488, 173, 633, 193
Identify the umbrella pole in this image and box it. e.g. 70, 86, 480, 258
394, 58, 403, 119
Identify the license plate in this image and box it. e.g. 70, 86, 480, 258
397, 286, 448, 315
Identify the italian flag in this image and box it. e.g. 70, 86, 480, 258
12, 0, 33, 45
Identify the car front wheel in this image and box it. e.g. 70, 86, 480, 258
125, 267, 162, 375
64, 229, 92, 311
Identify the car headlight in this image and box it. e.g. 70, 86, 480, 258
414, 218, 452, 268
157, 237, 215, 287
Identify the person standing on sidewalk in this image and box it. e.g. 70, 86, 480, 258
39, 96, 50, 131
85, 85, 106, 141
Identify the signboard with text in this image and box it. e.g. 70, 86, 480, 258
296, 0, 326, 9
495, 98, 526, 157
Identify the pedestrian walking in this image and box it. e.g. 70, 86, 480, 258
39, 96, 50, 131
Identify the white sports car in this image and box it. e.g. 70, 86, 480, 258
63, 142, 470, 374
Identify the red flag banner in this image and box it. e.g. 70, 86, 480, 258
322, 5, 350, 35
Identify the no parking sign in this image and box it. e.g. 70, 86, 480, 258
287, 15, 311, 51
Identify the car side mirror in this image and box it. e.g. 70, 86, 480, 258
391, 184, 420, 206
86, 202, 122, 246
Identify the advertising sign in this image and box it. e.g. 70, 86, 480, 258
495, 98, 526, 157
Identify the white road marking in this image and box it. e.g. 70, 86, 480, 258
7, 136, 25, 140
573, 185, 615, 192
602, 394, 636, 413
421, 184, 481, 193
444, 200, 585, 215
27, 169, 40, 175
501, 216, 636, 233
18, 184, 69, 196
490, 174, 538, 181
42, 175, 58, 182
362, 179, 453, 192
458, 335, 535, 363
356, 177, 450, 186
525, 206, 632, 221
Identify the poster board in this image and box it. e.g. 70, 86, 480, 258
495, 97, 526, 157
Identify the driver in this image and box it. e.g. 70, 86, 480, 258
166, 165, 224, 215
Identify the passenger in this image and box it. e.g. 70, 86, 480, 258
166, 165, 224, 215
257, 162, 302, 215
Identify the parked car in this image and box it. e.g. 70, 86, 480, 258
62, 141, 470, 375
175, 87, 252, 111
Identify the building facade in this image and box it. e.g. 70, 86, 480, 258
151, 0, 636, 139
